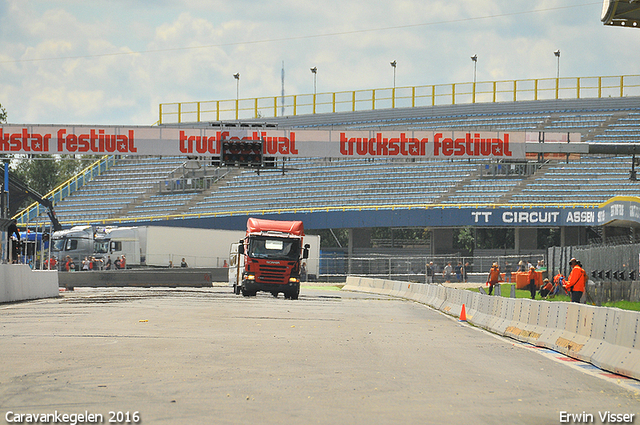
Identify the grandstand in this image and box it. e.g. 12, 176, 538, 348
12, 90, 640, 256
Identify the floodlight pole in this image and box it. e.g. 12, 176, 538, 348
311, 67, 318, 114
471, 54, 478, 103
390, 60, 397, 108
233, 73, 240, 120
554, 50, 560, 100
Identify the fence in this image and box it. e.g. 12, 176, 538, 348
548, 243, 640, 303
548, 243, 640, 280
159, 74, 640, 124
318, 253, 545, 283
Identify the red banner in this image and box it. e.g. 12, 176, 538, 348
0, 125, 579, 159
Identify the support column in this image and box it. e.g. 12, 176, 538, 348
347, 229, 353, 275
515, 228, 537, 253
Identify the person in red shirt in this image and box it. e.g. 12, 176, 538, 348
47, 256, 57, 270
564, 258, 586, 303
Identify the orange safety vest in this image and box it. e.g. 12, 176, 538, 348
566, 265, 586, 292
488, 266, 501, 283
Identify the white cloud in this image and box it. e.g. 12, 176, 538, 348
0, 0, 638, 125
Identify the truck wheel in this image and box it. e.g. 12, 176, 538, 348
286, 288, 299, 300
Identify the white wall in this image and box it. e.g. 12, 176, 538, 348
0, 264, 59, 303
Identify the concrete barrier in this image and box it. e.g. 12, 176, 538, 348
58, 268, 223, 289
0, 264, 58, 303
342, 276, 640, 381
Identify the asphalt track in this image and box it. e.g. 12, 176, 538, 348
1, 286, 638, 425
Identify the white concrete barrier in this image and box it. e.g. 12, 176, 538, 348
0, 264, 58, 303
342, 276, 640, 381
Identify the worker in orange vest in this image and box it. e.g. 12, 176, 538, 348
486, 262, 502, 295
564, 258, 587, 303
539, 278, 554, 299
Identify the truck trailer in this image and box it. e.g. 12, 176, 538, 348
52, 225, 245, 269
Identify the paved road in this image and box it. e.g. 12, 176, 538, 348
1, 286, 638, 425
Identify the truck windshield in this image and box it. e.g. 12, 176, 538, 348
52, 238, 65, 252
247, 237, 300, 260
94, 240, 109, 254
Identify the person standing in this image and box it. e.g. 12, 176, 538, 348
180, 257, 188, 268
7, 219, 20, 263
564, 258, 586, 303
527, 266, 537, 299
426, 262, 434, 283
443, 262, 452, 283
454, 262, 463, 282
486, 262, 501, 295
504, 262, 512, 283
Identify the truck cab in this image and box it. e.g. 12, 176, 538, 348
51, 226, 109, 269
232, 218, 309, 299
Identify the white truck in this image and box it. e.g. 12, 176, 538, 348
52, 225, 245, 268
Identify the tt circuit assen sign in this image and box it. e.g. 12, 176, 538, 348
468, 208, 597, 227
0, 125, 579, 160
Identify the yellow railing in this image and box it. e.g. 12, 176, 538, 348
13, 155, 116, 224
159, 74, 640, 124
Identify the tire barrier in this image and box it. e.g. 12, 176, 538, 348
343, 276, 640, 380
1, 264, 59, 303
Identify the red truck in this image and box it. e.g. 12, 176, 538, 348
231, 218, 309, 299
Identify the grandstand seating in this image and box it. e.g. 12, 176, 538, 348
21, 96, 640, 226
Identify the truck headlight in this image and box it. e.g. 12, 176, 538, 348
246, 274, 255, 280
289, 277, 300, 283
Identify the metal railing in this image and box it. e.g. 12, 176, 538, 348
159, 74, 640, 124
12, 156, 116, 224
318, 254, 546, 283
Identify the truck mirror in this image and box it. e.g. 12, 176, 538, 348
303, 247, 310, 259
238, 243, 245, 255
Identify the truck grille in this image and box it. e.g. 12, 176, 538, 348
258, 264, 288, 284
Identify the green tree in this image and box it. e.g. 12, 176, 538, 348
0, 103, 6, 123
453, 227, 475, 254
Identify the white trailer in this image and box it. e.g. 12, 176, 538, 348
106, 226, 246, 268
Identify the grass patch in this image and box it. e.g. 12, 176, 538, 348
601, 300, 640, 312
302, 285, 343, 291
467, 284, 640, 311
468, 284, 567, 300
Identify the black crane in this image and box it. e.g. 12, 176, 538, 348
6, 173, 62, 232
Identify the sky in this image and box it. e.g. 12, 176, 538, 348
0, 0, 638, 126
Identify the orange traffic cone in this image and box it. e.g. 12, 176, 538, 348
459, 303, 467, 322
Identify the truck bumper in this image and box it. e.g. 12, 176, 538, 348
241, 280, 300, 298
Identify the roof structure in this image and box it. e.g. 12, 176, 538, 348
602, 0, 640, 28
